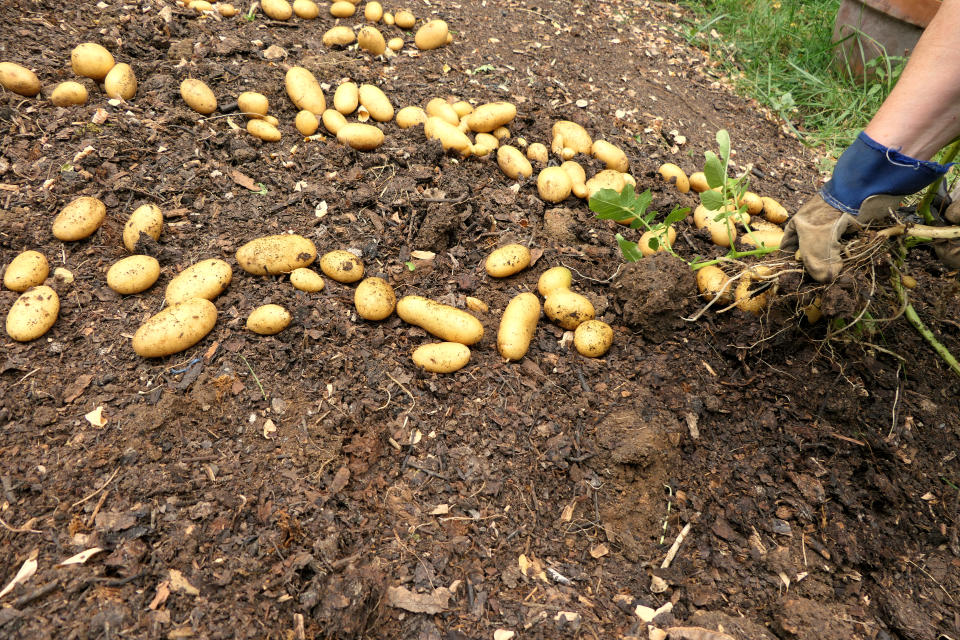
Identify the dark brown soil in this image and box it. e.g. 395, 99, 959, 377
1, 1, 958, 639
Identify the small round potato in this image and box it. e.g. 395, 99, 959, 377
265, 115, 280, 127
295, 110, 319, 136
537, 167, 572, 203
472, 132, 499, 157
123, 203, 163, 252
395, 9, 415, 28
358, 84, 393, 122
735, 277, 770, 315
689, 171, 710, 193
180, 78, 217, 115
71, 43, 115, 80
658, 163, 690, 193
106, 255, 161, 295
54, 267, 74, 284
526, 143, 549, 165
3, 250, 49, 292
218, 2, 238, 14
165, 258, 232, 304
365, 1, 383, 21
591, 140, 629, 172
537, 266, 572, 297
334, 81, 359, 114
337, 123, 384, 151
52, 196, 106, 242
396, 105, 426, 129
0, 62, 41, 97
497, 145, 532, 179
290, 267, 325, 292
383, 11, 395, 25
415, 19, 448, 50
573, 320, 613, 358
696, 265, 732, 302
319, 250, 364, 283
544, 288, 594, 330
285, 67, 326, 115
6, 285, 59, 342
247, 304, 292, 335
397, 296, 483, 345
50, 81, 88, 106
322, 109, 347, 134
737, 191, 763, 215
497, 292, 540, 361
485, 244, 531, 278
354, 276, 396, 320
104, 63, 136, 100
323, 25, 356, 47
132, 298, 217, 358
247, 119, 282, 141
358, 26, 386, 56
412, 342, 470, 373
452, 101, 473, 118
238, 91, 269, 118
330, 0, 356, 17
237, 234, 317, 275
293, 0, 319, 18
465, 297, 488, 313
387, 37, 404, 51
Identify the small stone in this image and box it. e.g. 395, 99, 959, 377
650, 575, 668, 593
575, 99, 589, 108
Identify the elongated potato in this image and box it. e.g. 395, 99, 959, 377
50, 81, 88, 107
383, 11, 395, 25
741, 228, 783, 249
247, 119, 281, 141
551, 121, 592, 158
412, 342, 470, 373
485, 244, 531, 278
285, 67, 326, 115
330, 0, 356, 16
0, 62, 41, 97
165, 258, 232, 304
497, 145, 532, 179
104, 63, 137, 100
592, 140, 628, 172
319, 249, 364, 283
322, 109, 347, 134
395, 9, 415, 28
238, 91, 269, 118
397, 296, 483, 345
466, 102, 516, 133
497, 292, 540, 361
6, 286, 59, 342
3, 250, 48, 292
107, 255, 161, 295
293, 0, 319, 18
425, 117, 471, 155
573, 320, 613, 357
323, 25, 356, 47
396, 105, 427, 128
247, 304, 291, 334
337, 122, 384, 150
218, 3, 237, 15
52, 196, 106, 241
706, 216, 737, 247
334, 81, 359, 114
132, 298, 217, 358
180, 78, 217, 114
358, 84, 393, 121
237, 234, 317, 275
544, 288, 594, 330
71, 43, 114, 80
354, 276, 396, 320
762, 196, 789, 224
262, 0, 293, 20
123, 203, 163, 252
426, 97, 459, 126
537, 166, 572, 203
658, 163, 690, 193
561, 160, 587, 198
290, 267, 325, 292
737, 191, 763, 215
414, 19, 448, 50
537, 266, 572, 297
358, 26, 386, 55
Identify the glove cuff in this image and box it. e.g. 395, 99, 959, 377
820, 131, 952, 215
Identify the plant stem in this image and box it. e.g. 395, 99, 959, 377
693, 246, 780, 269
239, 354, 268, 400
916, 138, 960, 223
903, 304, 960, 378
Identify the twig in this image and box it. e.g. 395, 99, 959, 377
660, 521, 693, 569
405, 462, 449, 480
0, 516, 42, 534
239, 355, 268, 400
385, 371, 416, 411
70, 467, 119, 509
13, 580, 58, 607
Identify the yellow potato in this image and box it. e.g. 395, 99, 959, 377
387, 37, 404, 51
104, 63, 136, 100
537, 266, 572, 297
465, 296, 488, 313
322, 109, 347, 134
544, 288, 594, 330
696, 265, 732, 302
292, 0, 319, 18
526, 142, 548, 165
415, 19, 448, 50
236, 234, 317, 275
561, 161, 586, 198
0, 62, 41, 97
585, 169, 626, 199
466, 102, 516, 133
358, 84, 393, 122
741, 228, 784, 249
337, 122, 384, 150
218, 2, 238, 15
265, 115, 280, 127
358, 26, 386, 55
290, 267, 325, 292
323, 25, 356, 47
123, 203, 163, 252
262, 0, 292, 19
354, 276, 396, 320
485, 244, 531, 278
295, 110, 319, 135
452, 101, 473, 118
364, 1, 383, 21
132, 298, 217, 358
395, 9, 415, 28
238, 91, 269, 118
330, 0, 356, 16
551, 120, 592, 157
247, 119, 282, 141
762, 196, 789, 224
497, 145, 532, 179
492, 126, 510, 140
412, 342, 470, 373
334, 81, 359, 114
397, 296, 483, 345
497, 292, 540, 361
52, 196, 106, 241
638, 225, 676, 256
180, 78, 217, 114
426, 98, 459, 126
319, 250, 365, 283
425, 117, 471, 155
70, 43, 115, 80
737, 191, 763, 215
591, 140, 629, 172
189, 1, 213, 10
471, 132, 499, 157
573, 320, 613, 358
383, 11, 394, 25
54, 267, 74, 284
107, 255, 161, 295
165, 258, 232, 304
658, 163, 689, 193
689, 171, 710, 193
707, 217, 737, 247
247, 304, 292, 335
537, 166, 572, 203
396, 105, 427, 129
6, 285, 59, 342
3, 250, 48, 292
735, 277, 770, 315
50, 81, 88, 107
285, 67, 326, 115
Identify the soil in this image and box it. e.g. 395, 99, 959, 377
1, 0, 959, 639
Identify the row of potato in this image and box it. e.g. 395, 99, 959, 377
0, 43, 135, 105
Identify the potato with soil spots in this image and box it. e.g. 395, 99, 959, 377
497, 145, 532, 179
293, 0, 319, 18
337, 123, 384, 150
132, 298, 217, 358
412, 342, 471, 373
247, 119, 282, 141
247, 304, 292, 335
354, 276, 396, 320
762, 196, 789, 224
71, 43, 114, 80
334, 82, 359, 114
592, 140, 629, 172
237, 234, 317, 275
323, 26, 356, 47
107, 255, 160, 295
395, 9, 415, 28
165, 258, 232, 304
319, 250, 364, 283
485, 244, 531, 278
537, 266, 572, 297
238, 91, 269, 118
104, 63, 136, 100
4, 250, 48, 292
0, 62, 41, 96
544, 288, 594, 330
358, 84, 393, 122
425, 117, 471, 155
537, 166, 572, 203
6, 285, 59, 342
123, 203, 163, 252
735, 276, 770, 315
526, 143, 548, 165
551, 121, 592, 159
289, 268, 324, 292
50, 81, 88, 106
497, 292, 540, 361
466, 102, 516, 133
52, 196, 106, 241
330, 0, 355, 16
397, 296, 483, 345
180, 78, 217, 114
358, 26, 386, 55
396, 106, 426, 128
696, 265, 732, 303
415, 19, 448, 50
638, 226, 676, 256
574, 320, 613, 357
285, 67, 325, 115
657, 163, 689, 193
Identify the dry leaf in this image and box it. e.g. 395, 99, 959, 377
328, 466, 350, 494
430, 504, 450, 515
262, 419, 277, 439
589, 543, 609, 558
560, 503, 575, 522
91, 108, 109, 125
410, 250, 436, 260
85, 406, 107, 428
149, 580, 171, 610
528, 248, 544, 267
493, 631, 515, 640
385, 585, 451, 614
231, 170, 260, 191
0, 549, 38, 599
58, 548, 103, 566
63, 374, 93, 403
168, 569, 199, 596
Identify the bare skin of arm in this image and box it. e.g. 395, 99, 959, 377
864, 0, 960, 160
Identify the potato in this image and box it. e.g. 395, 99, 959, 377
132, 298, 217, 358
544, 288, 594, 330
107, 255, 160, 295
292, 110, 318, 136
658, 163, 689, 193
237, 234, 317, 275
290, 267, 325, 292
337, 122, 384, 150
50, 81, 88, 107
585, 169, 626, 199
452, 101, 473, 118
247, 304, 291, 335
0, 62, 41, 97
364, 1, 383, 21
218, 2, 237, 15
492, 126, 510, 140
318, 249, 364, 283
591, 140, 629, 173
485, 244, 531, 278
471, 132, 499, 157
396, 105, 427, 129
425, 98, 459, 126
71, 43, 114, 80
537, 166, 572, 203
497, 145, 532, 179
330, 0, 355, 16
465, 296, 488, 313
638, 225, 677, 256
104, 62, 136, 100
165, 258, 232, 304
238, 91, 269, 118
54, 267, 74, 284
265, 115, 280, 127
358, 84, 393, 122
526, 142, 548, 165
3, 250, 48, 292
354, 276, 396, 320
358, 26, 386, 55
383, 11, 395, 25
415, 19, 448, 50
706, 217, 737, 247
689, 171, 709, 193
397, 296, 483, 345
561, 160, 587, 198
735, 277, 770, 315
323, 25, 356, 47
322, 109, 347, 134
762, 196, 789, 224
293, 0, 319, 18
247, 118, 281, 141
6, 285, 59, 342
123, 203, 163, 252
695, 265, 732, 302
497, 292, 540, 361
395, 9, 415, 28
741, 228, 783, 249
180, 78, 217, 114
262, 0, 292, 19
466, 102, 516, 133
425, 117, 471, 155
551, 121, 592, 157
387, 37, 404, 51
52, 196, 106, 241
573, 320, 613, 358
285, 67, 326, 115
334, 81, 359, 114
537, 266, 572, 297
737, 191, 763, 215
412, 342, 470, 373
189, 1, 213, 11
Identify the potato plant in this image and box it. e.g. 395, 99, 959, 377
588, 184, 688, 262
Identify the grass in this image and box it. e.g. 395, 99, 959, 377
676, 0, 906, 159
